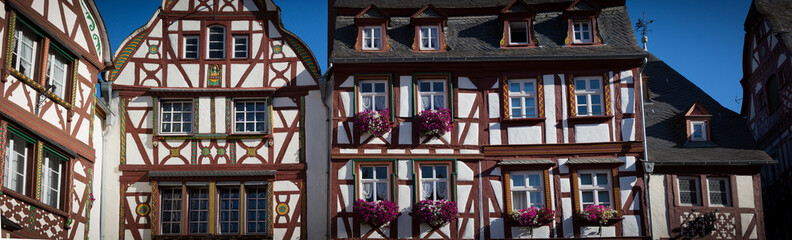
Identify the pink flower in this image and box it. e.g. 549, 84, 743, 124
355, 109, 395, 137
415, 108, 453, 136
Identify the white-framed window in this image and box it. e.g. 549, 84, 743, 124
360, 166, 389, 202
246, 185, 269, 234
3, 132, 30, 194
509, 79, 538, 118
234, 100, 268, 133
690, 121, 706, 141
232, 35, 248, 58
208, 26, 225, 59
574, 77, 604, 116
46, 51, 69, 99
510, 171, 544, 210
160, 187, 182, 234
218, 187, 240, 234
578, 170, 611, 208
509, 21, 529, 44
184, 35, 199, 59
418, 80, 446, 110
678, 176, 701, 206
160, 101, 193, 134
419, 165, 449, 200
11, 23, 39, 77
707, 177, 731, 206
572, 20, 593, 43
188, 187, 209, 234
359, 81, 387, 111
41, 152, 64, 208
362, 26, 382, 50
419, 25, 440, 50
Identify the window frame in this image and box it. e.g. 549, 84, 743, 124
46, 50, 70, 99
508, 21, 531, 45
572, 20, 593, 44
508, 79, 539, 119
766, 74, 781, 112
577, 170, 613, 209
183, 35, 200, 59
357, 80, 389, 112
677, 176, 702, 206
418, 25, 440, 50
160, 187, 183, 235
508, 170, 545, 211
417, 164, 451, 201
159, 100, 194, 135
690, 121, 707, 141
417, 79, 448, 111
573, 77, 605, 116
207, 25, 226, 59
40, 151, 66, 208
232, 99, 270, 134
706, 177, 731, 207
232, 35, 248, 59
11, 22, 39, 79
3, 130, 32, 195
245, 184, 271, 235
217, 186, 241, 235
187, 186, 209, 234
357, 164, 392, 202
361, 26, 383, 51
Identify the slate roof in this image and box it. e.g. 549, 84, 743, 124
750, 0, 792, 51
330, 0, 645, 63
644, 54, 772, 166
1, 216, 22, 231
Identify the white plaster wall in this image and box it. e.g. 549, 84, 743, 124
101, 94, 123, 240
214, 97, 226, 134
489, 218, 505, 239
457, 93, 478, 118
512, 226, 550, 238
736, 175, 755, 208
621, 88, 635, 114
399, 76, 412, 117
581, 226, 615, 237
508, 125, 542, 144
543, 74, 557, 144
231, 20, 249, 31
488, 92, 500, 119
198, 97, 211, 133
489, 123, 501, 145
88, 114, 104, 240
305, 88, 328, 240
457, 77, 476, 89
398, 185, 413, 238
574, 123, 610, 143
561, 197, 573, 238
648, 174, 670, 239
622, 118, 636, 141
622, 215, 642, 237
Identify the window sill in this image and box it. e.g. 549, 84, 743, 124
569, 115, 612, 122
573, 216, 623, 226
153, 234, 272, 239
7, 68, 72, 108
502, 43, 536, 48
1, 188, 68, 218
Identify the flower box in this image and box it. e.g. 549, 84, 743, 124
509, 207, 555, 227
415, 108, 453, 137
578, 205, 620, 225
355, 109, 395, 137
413, 199, 457, 228
354, 199, 399, 228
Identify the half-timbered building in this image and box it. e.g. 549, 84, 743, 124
102, 0, 326, 239
0, 0, 113, 239
328, 0, 649, 239
643, 54, 771, 240
740, 1, 792, 238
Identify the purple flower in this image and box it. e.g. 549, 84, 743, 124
579, 205, 617, 225
509, 207, 555, 226
415, 108, 453, 137
355, 109, 395, 137
413, 200, 458, 228
354, 199, 399, 227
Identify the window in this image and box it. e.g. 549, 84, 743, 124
360, 166, 389, 202
188, 187, 209, 234
578, 171, 611, 208
509, 22, 529, 44
40, 152, 64, 208
218, 187, 240, 234
690, 121, 706, 141
46, 51, 69, 99
184, 35, 199, 59
418, 80, 446, 110
362, 26, 382, 50
419, 165, 449, 200
678, 177, 701, 206
572, 20, 592, 43
574, 78, 604, 116
707, 178, 730, 206
767, 75, 780, 111
510, 171, 544, 210
234, 100, 268, 133
419, 26, 440, 50
246, 186, 269, 234
161, 187, 182, 234
11, 23, 39, 77
359, 81, 387, 111
233, 35, 248, 58
509, 79, 537, 118
3, 132, 31, 194
208, 26, 225, 59
160, 101, 193, 134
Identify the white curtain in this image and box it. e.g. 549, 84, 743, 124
421, 182, 433, 200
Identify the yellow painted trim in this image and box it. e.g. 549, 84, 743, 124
572, 170, 579, 212
209, 182, 216, 234
504, 171, 512, 212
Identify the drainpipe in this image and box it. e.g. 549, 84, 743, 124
637, 55, 653, 239
321, 65, 334, 239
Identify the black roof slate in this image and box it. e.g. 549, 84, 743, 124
750, 0, 792, 51
1, 216, 22, 231
330, 1, 645, 63
644, 54, 772, 165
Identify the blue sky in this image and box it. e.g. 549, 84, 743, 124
96, 0, 751, 112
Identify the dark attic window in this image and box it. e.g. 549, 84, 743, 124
767, 74, 780, 112
509, 22, 529, 44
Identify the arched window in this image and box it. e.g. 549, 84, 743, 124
207, 26, 225, 59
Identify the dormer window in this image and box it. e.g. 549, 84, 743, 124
572, 20, 593, 43
419, 26, 440, 50
362, 26, 382, 50
690, 121, 706, 141
509, 22, 529, 44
